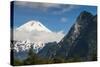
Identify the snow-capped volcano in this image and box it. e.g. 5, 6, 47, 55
13, 20, 64, 53
16, 20, 52, 33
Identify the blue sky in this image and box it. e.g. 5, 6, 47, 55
13, 1, 97, 34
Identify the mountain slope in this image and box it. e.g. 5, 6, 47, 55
56, 11, 97, 61
13, 20, 52, 53
38, 11, 97, 62
16, 20, 52, 32
13, 20, 64, 54
38, 42, 58, 59
67, 14, 97, 61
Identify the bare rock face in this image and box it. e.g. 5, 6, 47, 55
56, 11, 97, 61
38, 11, 97, 61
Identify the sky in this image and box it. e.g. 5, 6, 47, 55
12, 1, 97, 34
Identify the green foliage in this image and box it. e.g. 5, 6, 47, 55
23, 45, 54, 65
13, 44, 86, 66
23, 45, 37, 65
13, 58, 23, 66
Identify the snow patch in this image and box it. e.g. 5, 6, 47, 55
13, 20, 65, 53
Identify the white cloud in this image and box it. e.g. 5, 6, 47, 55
14, 30, 65, 43
14, 1, 61, 11
61, 17, 67, 22
14, 1, 75, 13
14, 1, 60, 8
53, 5, 75, 15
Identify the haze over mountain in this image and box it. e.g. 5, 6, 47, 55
13, 20, 64, 53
